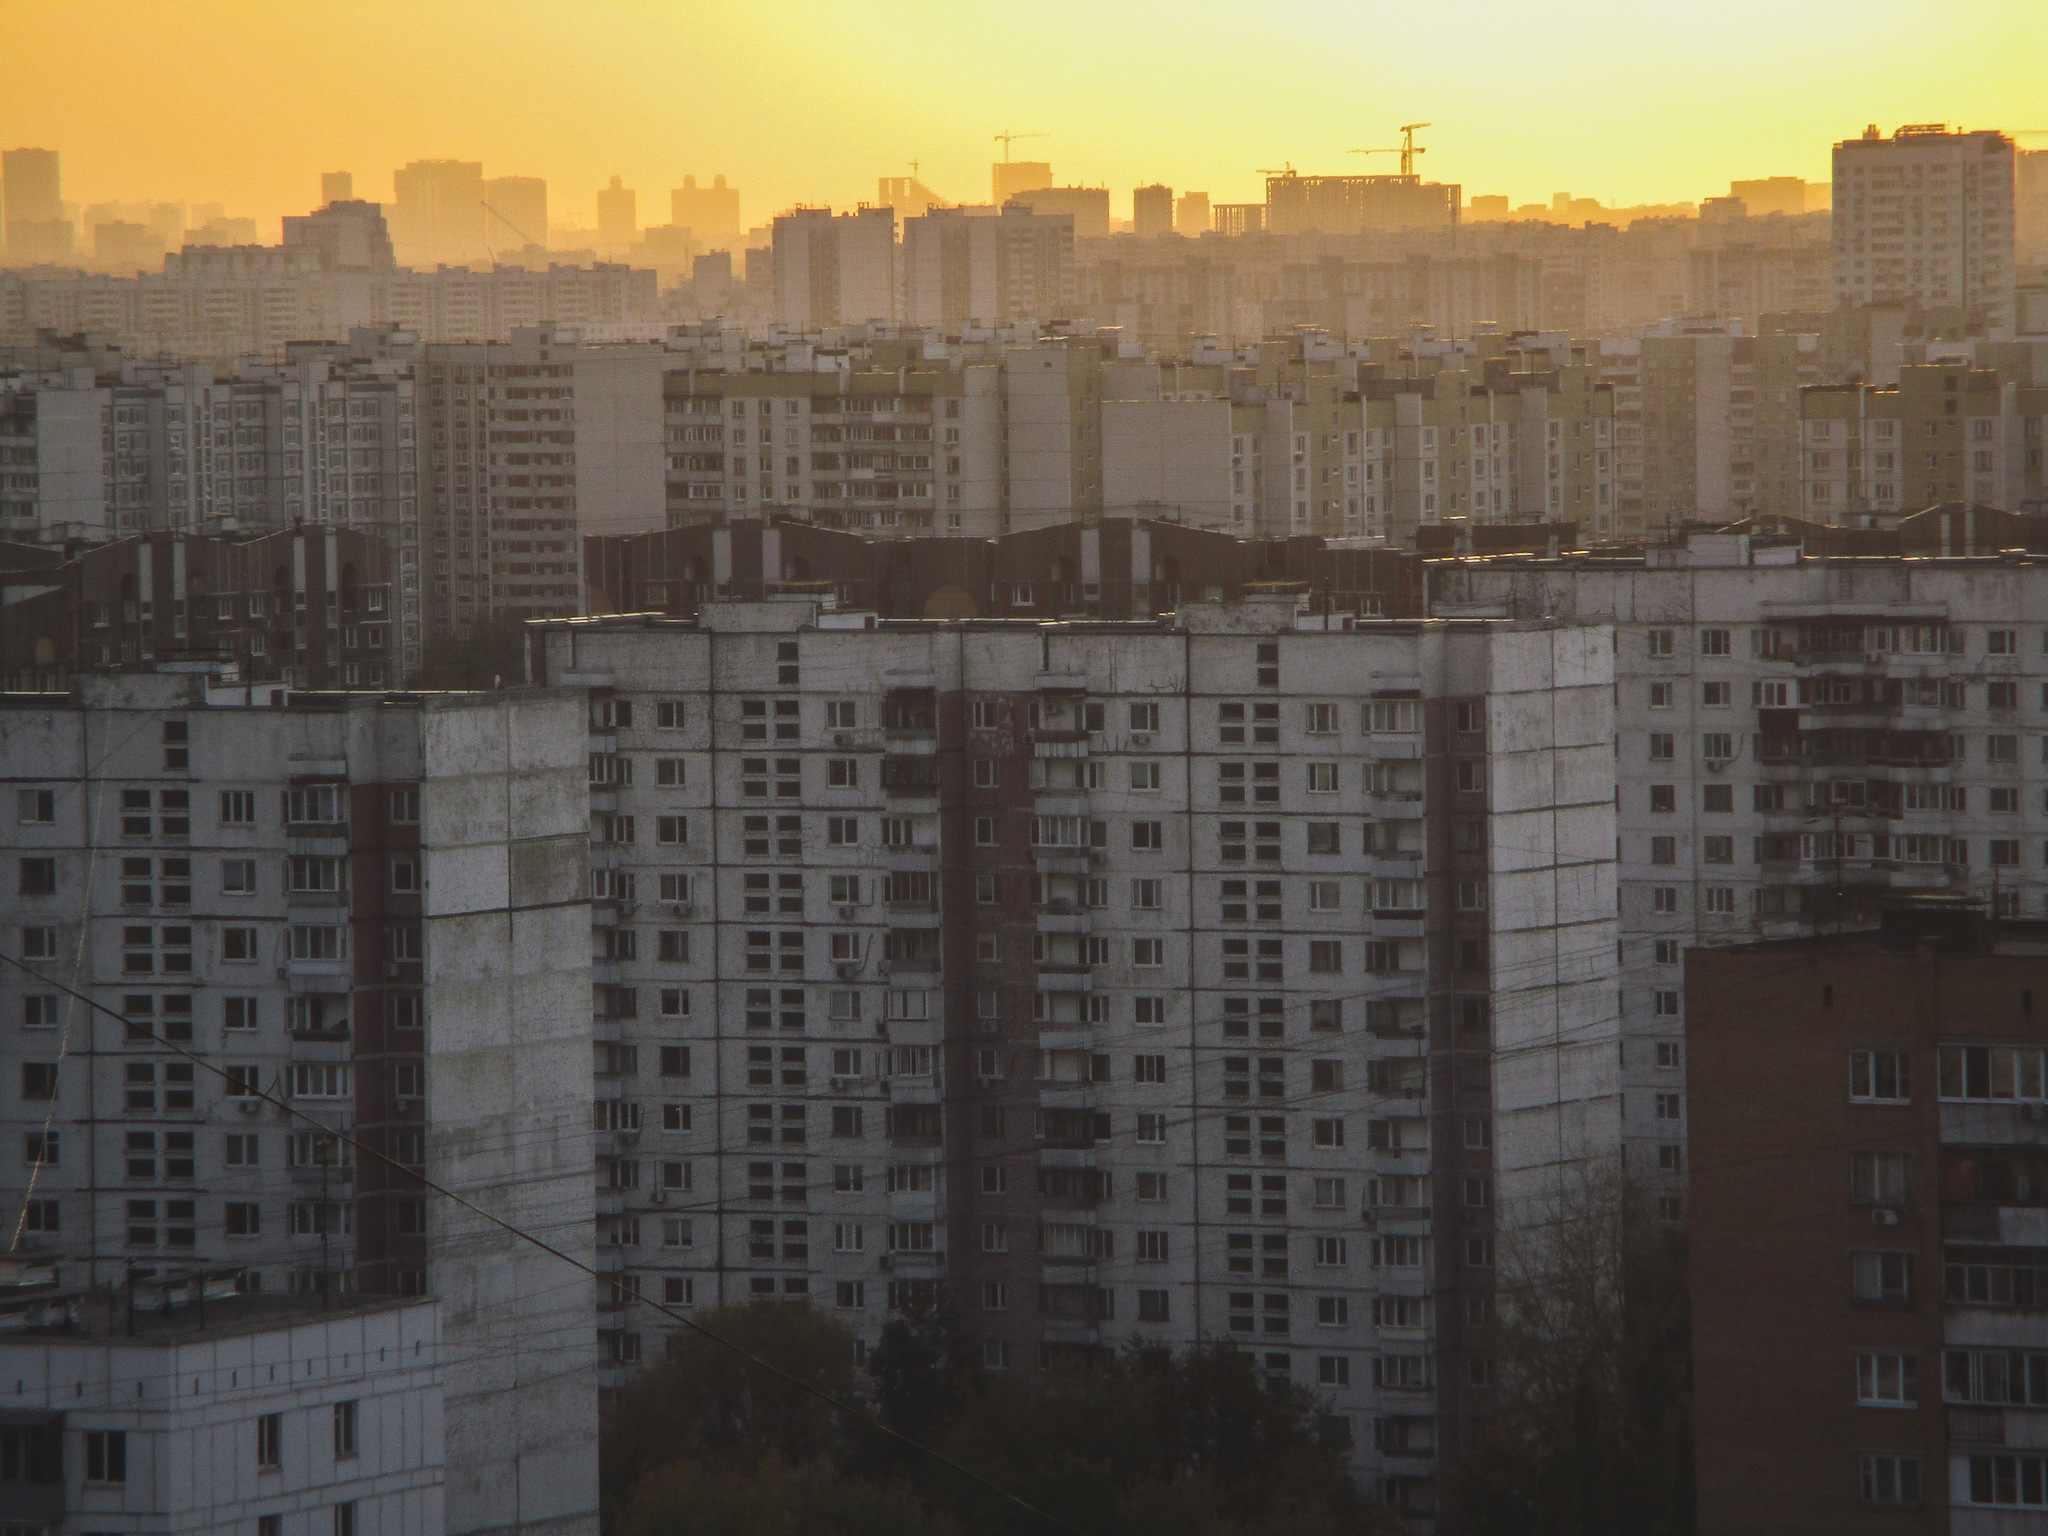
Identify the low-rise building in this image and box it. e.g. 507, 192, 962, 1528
0, 1276, 442, 1535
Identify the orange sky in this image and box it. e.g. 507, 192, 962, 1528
4, 0, 2044, 237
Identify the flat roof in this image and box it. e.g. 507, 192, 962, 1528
1, 1288, 436, 1346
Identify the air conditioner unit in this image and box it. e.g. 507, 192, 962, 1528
670, 903, 693, 919
2022, 1102, 2046, 1122
1871, 1208, 1902, 1227
877, 1255, 893, 1271
838, 906, 859, 920
236, 1098, 262, 1115
382, 962, 400, 978
834, 732, 855, 747
648, 1187, 666, 1204
836, 963, 861, 980
830, 1076, 850, 1090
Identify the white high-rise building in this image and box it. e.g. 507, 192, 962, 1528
1434, 529, 2048, 1213
0, 671, 599, 1536
534, 595, 1618, 1519
1832, 124, 2016, 323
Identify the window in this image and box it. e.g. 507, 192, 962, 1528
257, 1412, 283, 1468
1129, 702, 1160, 733
1699, 628, 1730, 656
1851, 1150, 1912, 1207
1862, 1454, 1921, 1506
86, 1429, 127, 1483
1856, 1352, 1919, 1407
334, 1399, 359, 1457
1132, 820, 1163, 850
1129, 761, 1161, 791
1646, 629, 1673, 657
219, 790, 256, 824
16, 787, 54, 823
1852, 1251, 1914, 1304
1307, 762, 1338, 793
1939, 1046, 2046, 1101
1133, 937, 1164, 968
17, 858, 55, 896
1851, 1050, 1910, 1103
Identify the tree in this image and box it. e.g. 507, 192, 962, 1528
613, 1453, 955, 1536
1457, 1167, 1693, 1536
600, 1302, 862, 1526
599, 1304, 1400, 1536
863, 1287, 983, 1441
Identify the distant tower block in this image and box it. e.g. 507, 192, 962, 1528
1133, 184, 1173, 239
322, 171, 354, 206
1174, 191, 1210, 236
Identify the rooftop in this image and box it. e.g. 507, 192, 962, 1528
0, 1269, 435, 1346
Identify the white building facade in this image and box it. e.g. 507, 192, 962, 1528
534, 596, 1616, 1523
1434, 532, 2048, 1208
0, 1287, 442, 1536
0, 670, 599, 1536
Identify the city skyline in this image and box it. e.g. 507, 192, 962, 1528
5, 0, 2046, 239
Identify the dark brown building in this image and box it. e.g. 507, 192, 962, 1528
1689, 903, 2048, 1535
0, 525, 394, 692
581, 514, 1426, 623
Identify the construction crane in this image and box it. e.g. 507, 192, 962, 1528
1397, 123, 1431, 177
994, 130, 1046, 162
1348, 147, 1402, 168
479, 200, 539, 260
1255, 163, 1298, 178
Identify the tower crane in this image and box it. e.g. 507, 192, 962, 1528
994, 130, 1047, 162
1397, 123, 1431, 177
1348, 147, 1402, 169
1255, 163, 1298, 178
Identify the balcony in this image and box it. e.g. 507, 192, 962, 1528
882, 760, 940, 802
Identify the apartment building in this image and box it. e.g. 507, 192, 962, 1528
0, 1281, 443, 1534
771, 207, 899, 330
0, 526, 396, 693
0, 261, 660, 363
532, 595, 1616, 1523
1261, 174, 1461, 237
901, 203, 1077, 329
1634, 324, 1820, 527
1132, 186, 1174, 241
654, 327, 1608, 548
1007, 187, 1111, 242
1802, 360, 2048, 526
1689, 905, 2048, 1535
1433, 530, 2048, 1212
0, 669, 598, 1535
388, 160, 489, 270
658, 333, 1026, 539
0, 341, 425, 673
1833, 125, 2017, 326
582, 515, 1425, 623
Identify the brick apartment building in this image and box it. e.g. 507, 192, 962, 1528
0, 525, 396, 692
1689, 902, 2048, 1534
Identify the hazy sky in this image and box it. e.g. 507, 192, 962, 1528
6, 0, 2046, 235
